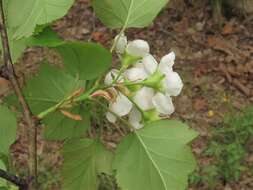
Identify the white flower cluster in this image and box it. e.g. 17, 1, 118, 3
105, 34, 183, 129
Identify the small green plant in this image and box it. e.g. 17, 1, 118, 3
191, 106, 253, 188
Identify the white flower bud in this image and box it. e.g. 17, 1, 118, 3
133, 87, 155, 111
124, 67, 148, 82
126, 39, 150, 57
142, 54, 158, 75
163, 71, 183, 96
115, 34, 127, 54
109, 92, 132, 117
129, 107, 143, 130
152, 92, 175, 115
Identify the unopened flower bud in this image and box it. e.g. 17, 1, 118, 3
126, 39, 150, 57
162, 71, 183, 96
115, 34, 127, 54
124, 67, 149, 82
152, 93, 175, 115
133, 87, 155, 111
109, 92, 132, 117
129, 107, 143, 129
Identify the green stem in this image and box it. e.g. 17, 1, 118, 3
74, 86, 97, 102
110, 27, 125, 53
37, 100, 65, 119
110, 0, 133, 53
111, 66, 126, 84
36, 80, 145, 120
37, 87, 97, 119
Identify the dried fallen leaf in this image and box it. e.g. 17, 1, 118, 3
222, 22, 234, 35
207, 36, 249, 63
233, 79, 251, 97
91, 31, 108, 44
193, 98, 207, 111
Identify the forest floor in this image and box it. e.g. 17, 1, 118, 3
3, 0, 253, 189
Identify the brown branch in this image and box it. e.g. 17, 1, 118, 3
0, 169, 27, 190
0, 1, 37, 189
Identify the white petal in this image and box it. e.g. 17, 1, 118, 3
158, 63, 172, 75
110, 93, 132, 116
142, 54, 158, 75
104, 69, 123, 85
160, 52, 176, 68
126, 39, 150, 57
152, 93, 175, 115
106, 112, 117, 123
129, 107, 143, 130
124, 67, 148, 82
133, 87, 155, 111
159, 52, 175, 73
163, 71, 183, 96
115, 34, 127, 54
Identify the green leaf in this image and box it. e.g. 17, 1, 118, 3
26, 27, 64, 47
56, 42, 112, 80
24, 63, 88, 140
24, 63, 84, 114
62, 139, 113, 190
7, 0, 74, 39
43, 106, 90, 140
27, 27, 120, 87
0, 29, 26, 63
0, 0, 26, 62
9, 31, 26, 62
0, 160, 7, 187
113, 120, 198, 190
92, 0, 168, 29
0, 105, 17, 155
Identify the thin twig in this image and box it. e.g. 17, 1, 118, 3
0, 1, 37, 188
0, 169, 27, 190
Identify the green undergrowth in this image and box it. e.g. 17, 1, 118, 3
190, 106, 253, 188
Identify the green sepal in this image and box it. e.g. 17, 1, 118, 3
121, 53, 141, 69
143, 109, 160, 122
142, 70, 165, 91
